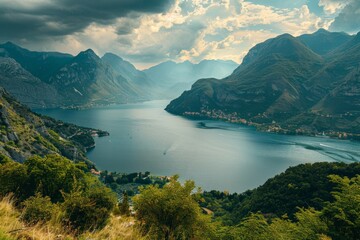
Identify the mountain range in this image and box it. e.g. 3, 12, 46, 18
166, 29, 360, 137
143, 59, 238, 97
0, 42, 238, 108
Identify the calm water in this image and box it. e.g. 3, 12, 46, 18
36, 100, 360, 193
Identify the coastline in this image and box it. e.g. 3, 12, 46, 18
170, 110, 360, 142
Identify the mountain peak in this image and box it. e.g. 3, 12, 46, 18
276, 33, 295, 39
0, 41, 25, 51
315, 28, 329, 34
102, 52, 124, 62
2, 41, 18, 47
83, 48, 96, 55
355, 31, 360, 40
76, 49, 99, 61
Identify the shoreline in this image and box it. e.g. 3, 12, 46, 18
169, 110, 360, 143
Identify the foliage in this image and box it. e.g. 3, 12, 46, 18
212, 173, 360, 240
0, 161, 28, 200
133, 175, 213, 240
101, 171, 169, 197
21, 193, 55, 225
0, 153, 12, 164
119, 192, 130, 216
0, 155, 116, 233
24, 155, 87, 202
201, 162, 360, 224
322, 175, 360, 240
62, 184, 117, 232
0, 195, 144, 240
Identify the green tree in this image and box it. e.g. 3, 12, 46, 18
119, 191, 130, 216
322, 175, 360, 240
0, 161, 28, 200
227, 209, 329, 240
24, 155, 86, 202
133, 175, 212, 240
236, 213, 269, 240
62, 184, 117, 232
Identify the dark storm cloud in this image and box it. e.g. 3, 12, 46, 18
116, 18, 142, 35
0, 0, 175, 40
330, 0, 360, 33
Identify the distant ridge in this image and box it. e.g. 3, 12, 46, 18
144, 59, 238, 98
0, 42, 240, 108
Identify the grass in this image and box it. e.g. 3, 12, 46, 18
0, 196, 145, 240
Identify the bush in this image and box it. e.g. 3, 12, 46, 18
0, 153, 12, 164
62, 185, 117, 232
118, 192, 130, 216
21, 194, 55, 225
24, 155, 86, 202
0, 161, 27, 200
133, 175, 213, 239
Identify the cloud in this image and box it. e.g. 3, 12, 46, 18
172, 2, 330, 64
329, 0, 360, 33
318, 0, 350, 14
0, 0, 342, 68
0, 0, 175, 40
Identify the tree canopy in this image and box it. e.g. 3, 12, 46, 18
133, 175, 213, 240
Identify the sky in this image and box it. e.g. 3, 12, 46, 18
0, 0, 359, 69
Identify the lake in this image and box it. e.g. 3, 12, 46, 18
36, 100, 360, 193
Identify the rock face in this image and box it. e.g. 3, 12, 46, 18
166, 30, 360, 135
0, 43, 153, 108
48, 49, 146, 107
101, 52, 161, 99
0, 57, 61, 108
0, 87, 106, 164
0, 42, 240, 108
0, 41, 73, 82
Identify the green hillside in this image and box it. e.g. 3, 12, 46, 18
166, 30, 360, 138
0, 87, 106, 164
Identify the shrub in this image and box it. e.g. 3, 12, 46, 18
0, 161, 27, 200
24, 155, 86, 202
21, 194, 55, 225
62, 185, 117, 232
118, 192, 130, 216
0, 153, 12, 164
133, 175, 213, 239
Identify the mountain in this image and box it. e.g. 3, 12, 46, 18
0, 87, 107, 164
48, 49, 145, 107
0, 42, 73, 81
0, 43, 154, 108
298, 28, 352, 55
0, 57, 62, 108
102, 53, 151, 85
101, 53, 164, 99
167, 34, 324, 116
166, 30, 360, 137
144, 59, 238, 97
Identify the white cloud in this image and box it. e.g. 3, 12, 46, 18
318, 0, 350, 14
329, 0, 360, 33
11, 0, 339, 68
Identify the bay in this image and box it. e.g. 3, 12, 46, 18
36, 100, 360, 193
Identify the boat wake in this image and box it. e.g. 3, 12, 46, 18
294, 142, 359, 163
